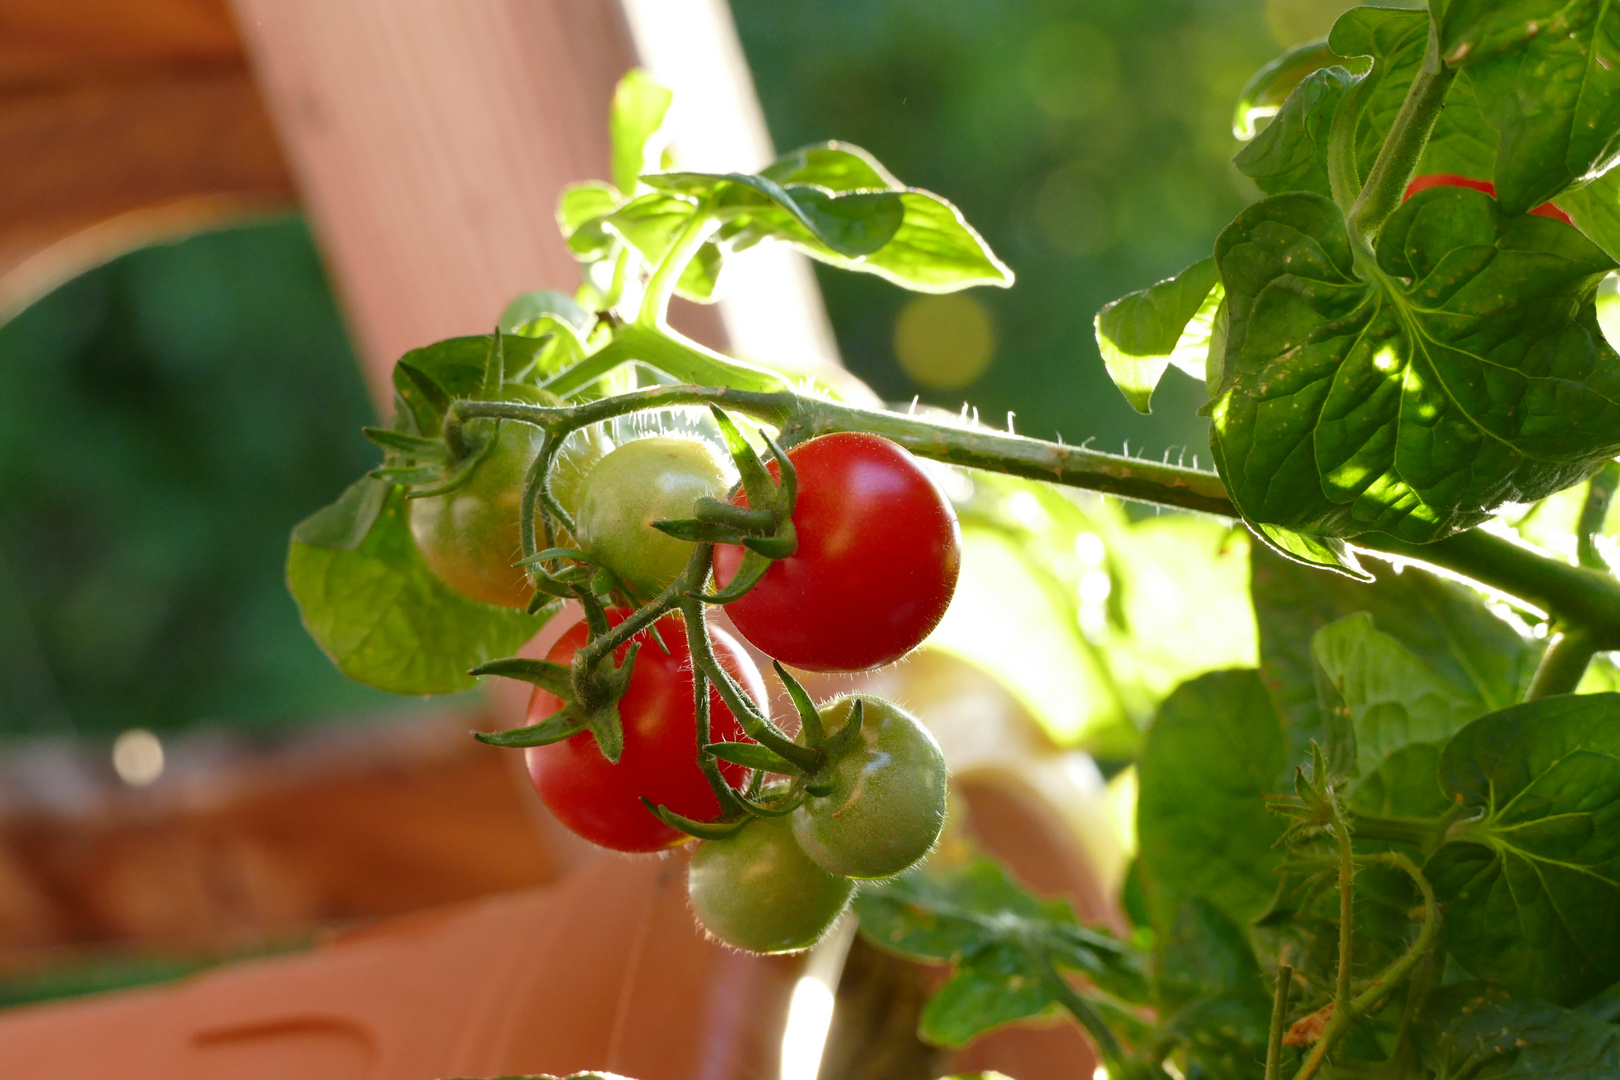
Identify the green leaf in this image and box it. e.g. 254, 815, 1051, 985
1233, 40, 1343, 140
1428, 692, 1620, 1004
286, 486, 548, 695
1094, 257, 1222, 413
1311, 612, 1487, 780
1136, 670, 1287, 934
499, 290, 591, 337
646, 171, 902, 257
855, 856, 1146, 1049
290, 475, 391, 551
1416, 981, 1620, 1079
1250, 543, 1537, 772
609, 69, 673, 196
557, 182, 624, 263
918, 944, 1054, 1048
557, 181, 622, 235
1158, 897, 1262, 1007
648, 170, 1012, 292
854, 857, 1144, 994
1441, 1, 1620, 212
1330, 7, 1500, 188
1234, 11, 1498, 200
600, 192, 701, 267
1560, 168, 1620, 261
1250, 522, 1372, 581
1234, 67, 1349, 198
1155, 900, 1271, 1080
761, 141, 902, 191
391, 334, 549, 439
858, 190, 1013, 292
675, 240, 724, 302
1211, 186, 1620, 543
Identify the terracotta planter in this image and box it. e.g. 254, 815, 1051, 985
0, 852, 801, 1080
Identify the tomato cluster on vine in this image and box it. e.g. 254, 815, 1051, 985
412, 417, 960, 953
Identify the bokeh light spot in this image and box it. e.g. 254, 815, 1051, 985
112, 728, 164, 787
1034, 161, 1114, 256
893, 294, 995, 390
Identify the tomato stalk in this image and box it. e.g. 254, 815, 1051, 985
446, 386, 1620, 652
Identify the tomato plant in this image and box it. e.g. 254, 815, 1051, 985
523, 611, 761, 852
1404, 172, 1573, 224
290, 24, 1620, 1077
687, 814, 855, 954
407, 418, 544, 609
574, 436, 729, 597
713, 432, 961, 672
790, 695, 947, 880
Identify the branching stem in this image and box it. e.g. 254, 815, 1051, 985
449, 388, 1620, 649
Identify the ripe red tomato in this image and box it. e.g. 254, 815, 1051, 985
1403, 173, 1573, 225
713, 432, 961, 673
524, 611, 764, 852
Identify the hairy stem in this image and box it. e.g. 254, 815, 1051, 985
1293, 801, 1355, 1080
449, 388, 1620, 649
1346, 811, 1443, 852
1345, 21, 1456, 246
1267, 962, 1294, 1080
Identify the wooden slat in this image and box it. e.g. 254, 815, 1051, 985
230, 0, 729, 396
0, 67, 295, 318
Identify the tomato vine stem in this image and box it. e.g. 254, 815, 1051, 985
449, 389, 1620, 648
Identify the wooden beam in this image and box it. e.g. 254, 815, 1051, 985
230, 0, 732, 397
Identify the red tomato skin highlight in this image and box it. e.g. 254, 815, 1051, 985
1403, 173, 1573, 225
714, 432, 961, 673
523, 612, 762, 853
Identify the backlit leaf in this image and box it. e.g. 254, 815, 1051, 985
1211, 186, 1620, 543
1094, 257, 1221, 413
287, 486, 548, 695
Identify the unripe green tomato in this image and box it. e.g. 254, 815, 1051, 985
792, 695, 948, 880
547, 426, 613, 548
575, 437, 729, 596
408, 418, 542, 609
687, 815, 854, 954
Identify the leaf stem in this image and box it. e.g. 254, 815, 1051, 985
1040, 954, 1131, 1078
1267, 962, 1294, 1080
1344, 20, 1456, 247
1525, 626, 1598, 699
1577, 462, 1619, 571
1292, 799, 1354, 1080
637, 207, 716, 329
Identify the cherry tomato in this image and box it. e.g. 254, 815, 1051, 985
687, 815, 854, 954
524, 611, 764, 852
409, 418, 542, 609
793, 695, 948, 880
1404, 173, 1573, 225
576, 437, 730, 597
713, 432, 961, 672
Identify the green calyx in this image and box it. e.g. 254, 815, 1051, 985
655, 406, 799, 605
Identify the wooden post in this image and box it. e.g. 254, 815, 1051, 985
229, 0, 657, 396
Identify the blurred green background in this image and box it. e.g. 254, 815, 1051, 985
0, 0, 1354, 739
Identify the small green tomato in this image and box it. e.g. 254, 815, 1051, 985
407, 418, 542, 609
575, 436, 730, 596
687, 815, 854, 954
792, 695, 948, 880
